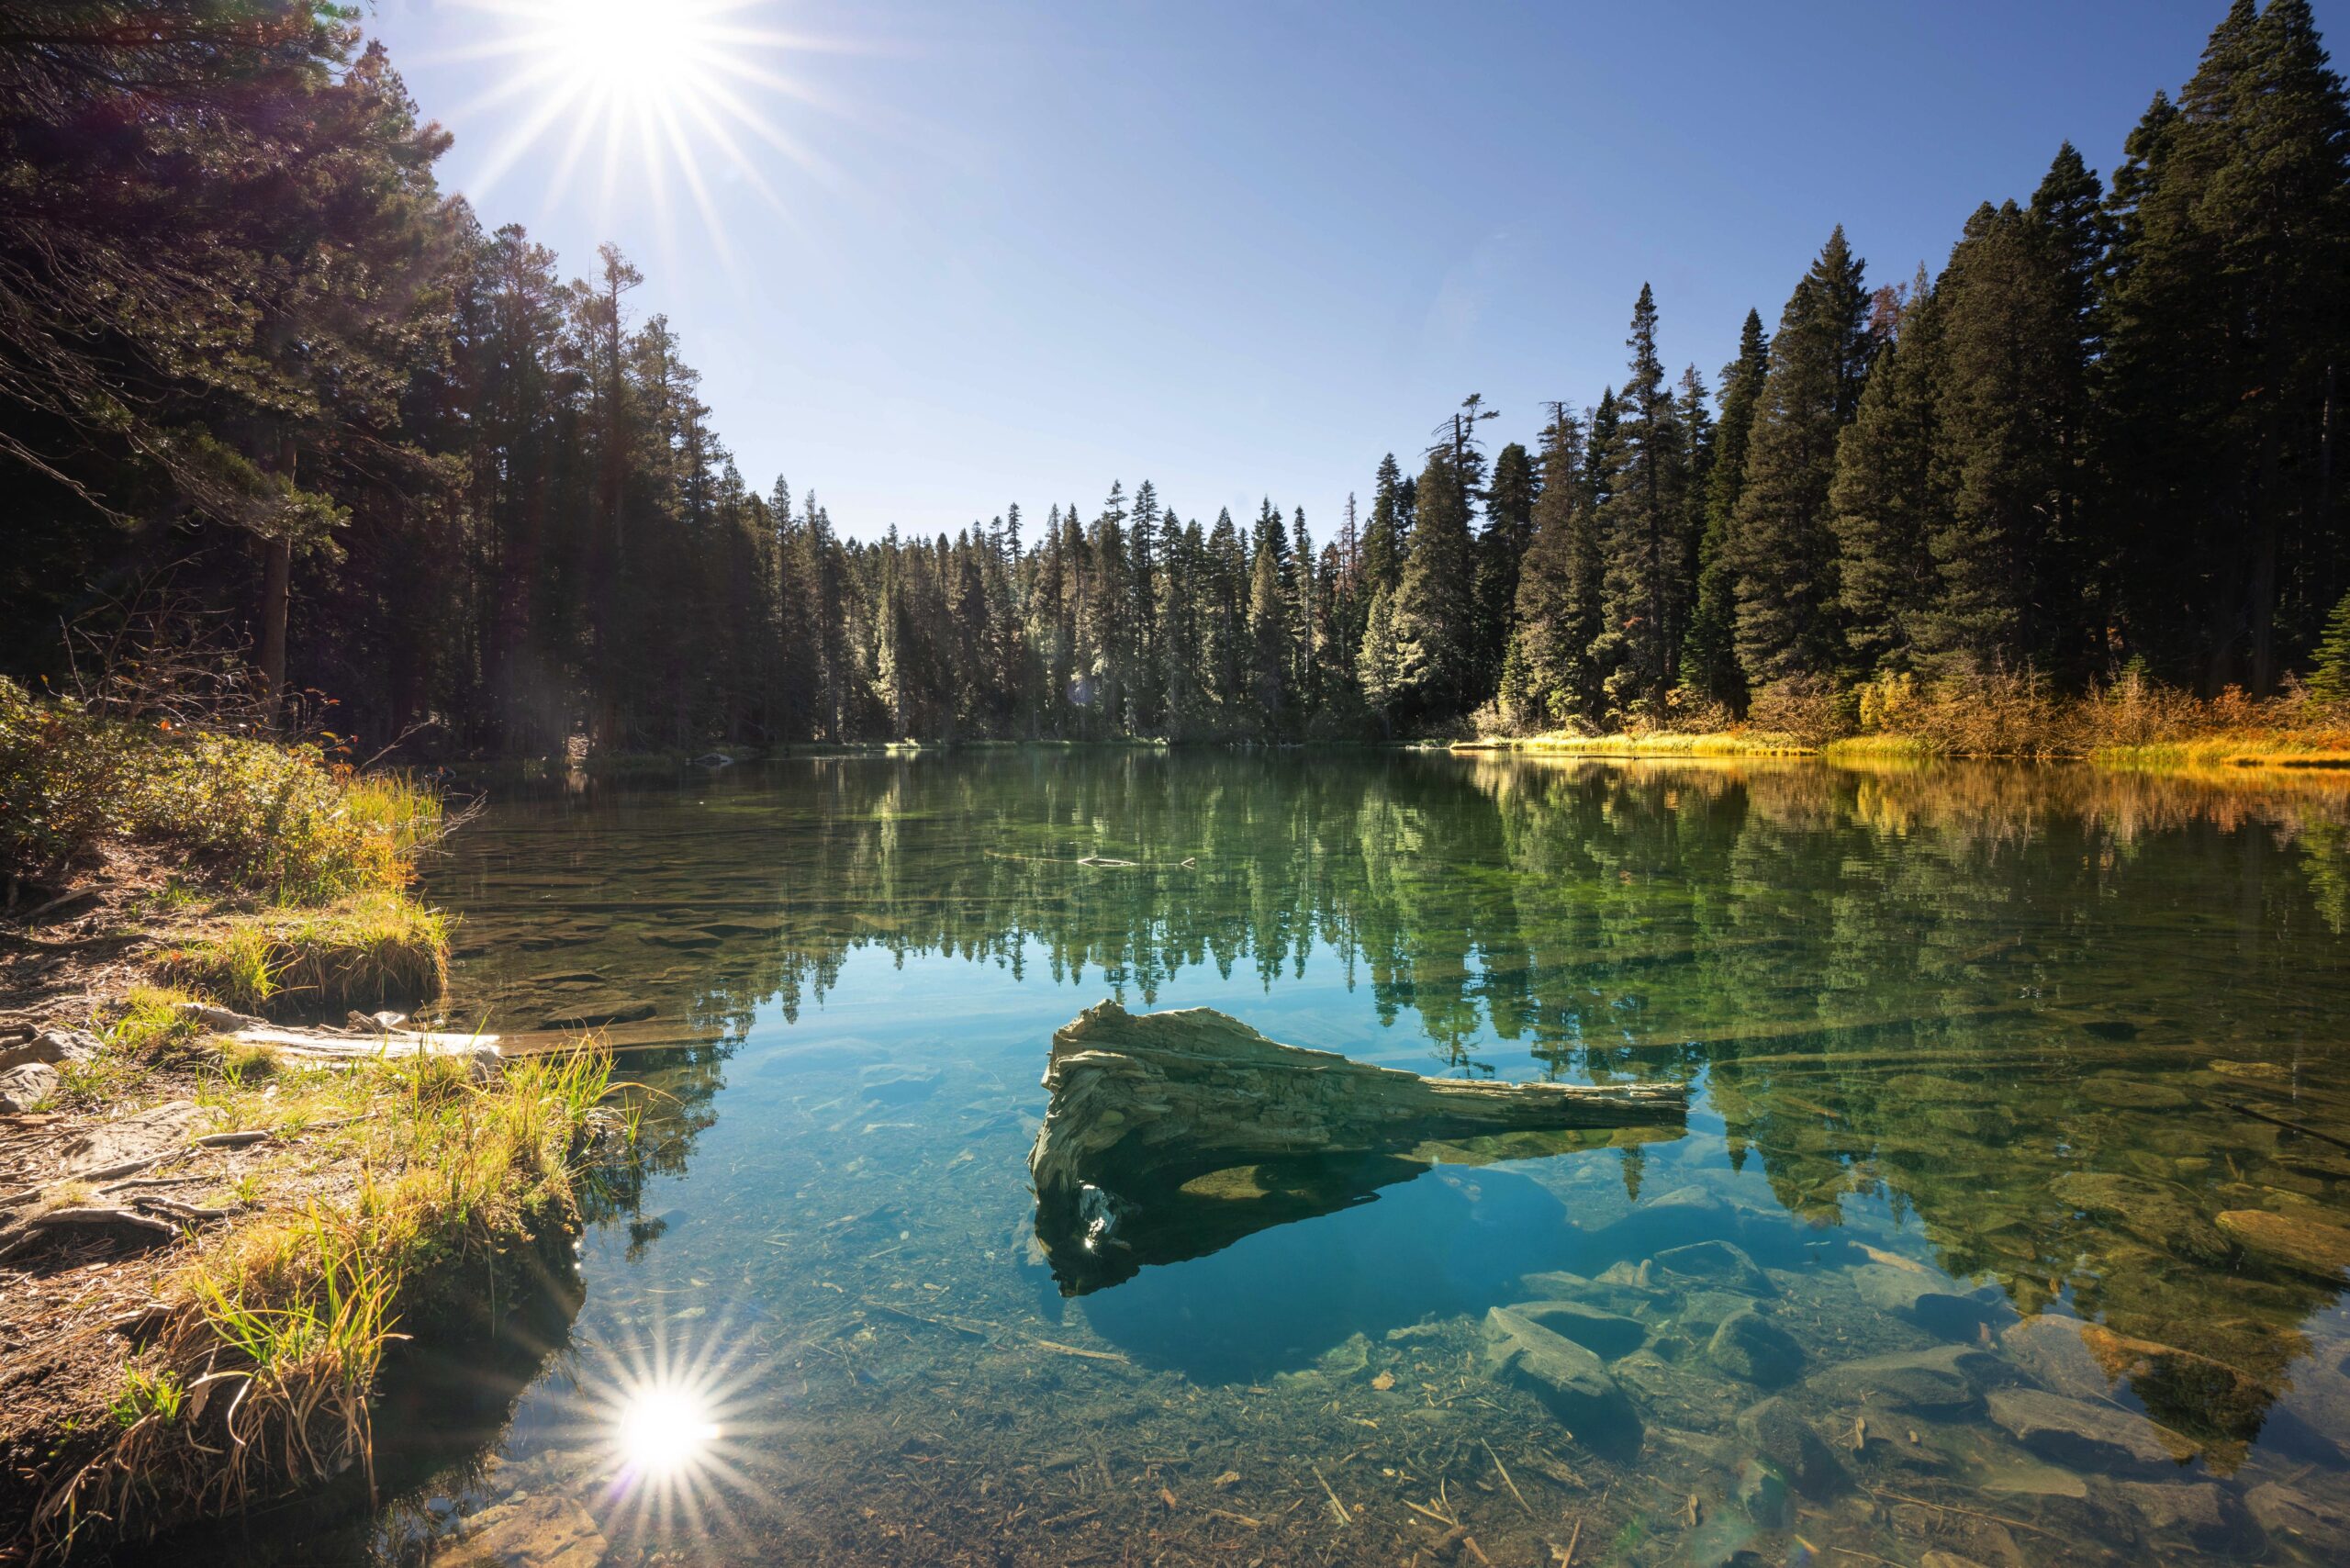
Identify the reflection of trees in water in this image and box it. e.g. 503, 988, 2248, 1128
444, 753, 2350, 1456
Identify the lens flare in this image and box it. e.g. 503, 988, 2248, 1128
433, 1, 852, 259
616, 1386, 721, 1477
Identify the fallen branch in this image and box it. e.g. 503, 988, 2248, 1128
1309, 1462, 1349, 1528
2218, 1099, 2350, 1153
29, 1206, 177, 1240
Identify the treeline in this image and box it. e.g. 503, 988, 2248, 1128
1, 3, 2345, 752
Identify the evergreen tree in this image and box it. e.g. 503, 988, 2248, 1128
2311, 589, 2350, 703
1248, 534, 1291, 732
1360, 454, 1408, 609
1506, 401, 1606, 728
1830, 268, 1943, 673
1681, 309, 1768, 707
1731, 228, 1871, 689
1391, 446, 1476, 721
1598, 285, 1688, 715
1919, 203, 2076, 672
1357, 579, 1405, 727
1474, 441, 1538, 706
2101, 0, 2350, 690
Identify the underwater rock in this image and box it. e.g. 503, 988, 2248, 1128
1985, 1388, 2194, 1474
1505, 1298, 1648, 1360
2269, 1356, 2350, 1464
1649, 1239, 1774, 1295
2216, 1207, 2350, 1280
1484, 1305, 1642, 1452
1806, 1345, 2007, 1417
2001, 1316, 2118, 1402
1707, 1309, 1806, 1386
857, 1062, 940, 1104
1976, 1454, 2089, 1499
1732, 1457, 1793, 1529
2075, 1075, 2194, 1110
1852, 1264, 2007, 1339
1517, 1269, 1660, 1317
1027, 1000, 1685, 1291
1584, 1182, 1807, 1260
445, 1491, 608, 1568
2049, 1170, 2230, 1261
2110, 1478, 2244, 1549
1731, 1396, 1848, 1497
2245, 1480, 2350, 1556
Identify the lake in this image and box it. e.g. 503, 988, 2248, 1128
266, 752, 2350, 1564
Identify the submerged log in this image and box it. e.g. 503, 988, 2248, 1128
1027, 1001, 1687, 1293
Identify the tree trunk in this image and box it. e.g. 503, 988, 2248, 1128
258, 435, 297, 724
259, 532, 290, 722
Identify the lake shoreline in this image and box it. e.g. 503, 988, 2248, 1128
0, 686, 619, 1562
1449, 731, 2350, 771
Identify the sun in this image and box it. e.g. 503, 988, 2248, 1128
434, 0, 837, 256
554, 0, 706, 104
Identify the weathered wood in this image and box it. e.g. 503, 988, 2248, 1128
1026, 1001, 1686, 1291
173, 1001, 499, 1070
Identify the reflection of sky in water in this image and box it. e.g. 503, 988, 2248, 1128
306, 757, 2350, 1565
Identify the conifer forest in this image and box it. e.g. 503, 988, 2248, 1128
3, 1, 2346, 753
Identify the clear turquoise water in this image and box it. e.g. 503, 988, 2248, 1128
287, 753, 2350, 1564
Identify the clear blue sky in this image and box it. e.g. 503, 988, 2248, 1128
364, 0, 2344, 543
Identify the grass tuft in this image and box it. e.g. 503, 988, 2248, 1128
160, 893, 450, 1018
35, 1043, 621, 1552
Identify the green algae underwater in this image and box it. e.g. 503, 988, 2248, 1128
196, 751, 2350, 1566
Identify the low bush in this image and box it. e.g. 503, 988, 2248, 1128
0, 676, 439, 902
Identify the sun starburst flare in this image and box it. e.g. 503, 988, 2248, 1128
436, 0, 845, 260
521, 1306, 785, 1555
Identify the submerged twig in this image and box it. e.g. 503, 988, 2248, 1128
1481, 1439, 1530, 1517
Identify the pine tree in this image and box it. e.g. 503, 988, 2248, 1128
1507, 401, 1606, 728
2311, 589, 2350, 703
2102, 0, 2350, 691
1203, 507, 1247, 722
1248, 537, 1290, 733
1360, 454, 1408, 608
1731, 228, 1870, 689
1680, 309, 1768, 707
1828, 265, 1942, 674
1598, 285, 1688, 715
1358, 579, 1405, 726
1392, 446, 1476, 722
1128, 479, 1162, 731
2029, 143, 2110, 679
1474, 441, 1538, 707
1919, 203, 2076, 672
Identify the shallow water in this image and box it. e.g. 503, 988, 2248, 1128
275, 753, 2350, 1564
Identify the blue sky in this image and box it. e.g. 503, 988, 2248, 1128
365, 0, 2344, 542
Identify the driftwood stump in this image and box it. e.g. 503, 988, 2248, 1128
1027, 1000, 1687, 1292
